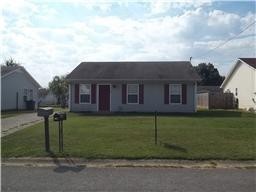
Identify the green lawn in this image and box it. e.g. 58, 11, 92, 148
2, 110, 256, 160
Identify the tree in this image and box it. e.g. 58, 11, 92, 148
38, 88, 49, 99
2, 58, 20, 66
194, 63, 225, 86
48, 75, 68, 107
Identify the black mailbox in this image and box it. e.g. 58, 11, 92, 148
53, 112, 67, 121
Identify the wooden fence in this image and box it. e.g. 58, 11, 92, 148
197, 92, 235, 109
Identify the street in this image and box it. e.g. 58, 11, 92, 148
2, 166, 255, 192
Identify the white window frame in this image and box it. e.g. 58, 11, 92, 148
79, 84, 91, 104
169, 84, 182, 104
127, 84, 139, 104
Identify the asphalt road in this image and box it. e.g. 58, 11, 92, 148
2, 166, 255, 192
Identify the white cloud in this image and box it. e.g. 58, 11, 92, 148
149, 0, 212, 15
1, 1, 255, 86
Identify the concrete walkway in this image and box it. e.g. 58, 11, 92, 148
1, 113, 43, 137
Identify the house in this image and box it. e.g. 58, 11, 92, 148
1, 65, 41, 111
221, 58, 256, 110
67, 61, 200, 113
38, 89, 58, 106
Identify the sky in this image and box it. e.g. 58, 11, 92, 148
1, 0, 255, 87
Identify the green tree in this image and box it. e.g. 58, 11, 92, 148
3, 58, 20, 66
194, 63, 225, 86
48, 75, 68, 107
38, 88, 49, 99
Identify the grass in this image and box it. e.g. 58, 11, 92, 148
2, 110, 256, 160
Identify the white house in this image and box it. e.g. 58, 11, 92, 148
67, 61, 200, 113
1, 65, 41, 111
221, 58, 256, 110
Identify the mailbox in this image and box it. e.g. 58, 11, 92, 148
53, 112, 67, 153
53, 112, 67, 121
37, 107, 53, 117
37, 107, 53, 152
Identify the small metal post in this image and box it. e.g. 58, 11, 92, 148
155, 111, 157, 145
61, 120, 63, 152
58, 120, 64, 152
59, 121, 61, 152
44, 117, 50, 152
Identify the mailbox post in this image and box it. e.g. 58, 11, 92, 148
37, 107, 53, 152
53, 112, 67, 152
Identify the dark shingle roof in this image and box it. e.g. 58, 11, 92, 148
1, 65, 21, 76
67, 61, 200, 81
239, 58, 256, 69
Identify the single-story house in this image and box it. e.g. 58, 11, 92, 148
67, 61, 201, 113
1, 65, 41, 111
38, 89, 58, 106
221, 58, 256, 110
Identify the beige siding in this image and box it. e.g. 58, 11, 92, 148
222, 61, 256, 110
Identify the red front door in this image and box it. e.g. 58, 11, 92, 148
98, 85, 110, 112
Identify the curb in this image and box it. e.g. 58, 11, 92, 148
2, 158, 256, 169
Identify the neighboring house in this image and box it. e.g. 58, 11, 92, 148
39, 91, 58, 106
1, 65, 41, 111
67, 61, 200, 113
221, 58, 256, 110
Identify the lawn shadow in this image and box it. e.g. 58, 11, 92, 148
160, 142, 188, 153
48, 151, 84, 173
72, 110, 251, 118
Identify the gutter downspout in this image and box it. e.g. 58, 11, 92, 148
194, 81, 197, 112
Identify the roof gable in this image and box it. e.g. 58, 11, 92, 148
67, 61, 201, 81
221, 58, 256, 88
239, 58, 256, 69
1, 65, 41, 88
1, 65, 20, 76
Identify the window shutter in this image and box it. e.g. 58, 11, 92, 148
139, 84, 144, 104
91, 84, 96, 104
75, 84, 79, 104
122, 84, 127, 104
182, 84, 187, 104
164, 84, 169, 104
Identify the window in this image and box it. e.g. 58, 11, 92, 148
235, 88, 238, 96
29, 89, 33, 100
170, 84, 181, 104
80, 84, 91, 103
127, 84, 139, 104
23, 89, 28, 101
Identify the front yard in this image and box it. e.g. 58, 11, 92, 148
2, 110, 256, 160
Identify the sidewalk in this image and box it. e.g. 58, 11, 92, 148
2, 158, 256, 169
1, 113, 43, 137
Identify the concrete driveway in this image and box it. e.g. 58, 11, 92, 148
1, 113, 43, 137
